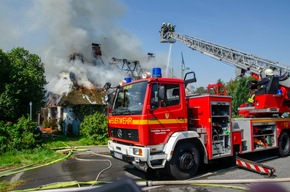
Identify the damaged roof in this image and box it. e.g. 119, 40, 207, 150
57, 86, 106, 106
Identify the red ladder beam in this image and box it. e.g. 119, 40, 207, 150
236, 157, 275, 177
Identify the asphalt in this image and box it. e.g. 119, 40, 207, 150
90, 146, 110, 153
88, 145, 110, 154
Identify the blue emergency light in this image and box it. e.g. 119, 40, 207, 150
124, 77, 132, 83
152, 67, 162, 78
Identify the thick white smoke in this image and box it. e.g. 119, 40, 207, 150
1, 0, 161, 95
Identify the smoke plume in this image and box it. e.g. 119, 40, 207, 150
0, 0, 159, 95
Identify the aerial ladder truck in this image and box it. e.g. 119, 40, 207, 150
105, 24, 290, 180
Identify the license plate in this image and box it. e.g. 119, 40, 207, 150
114, 152, 123, 159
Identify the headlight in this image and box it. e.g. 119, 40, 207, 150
133, 148, 143, 156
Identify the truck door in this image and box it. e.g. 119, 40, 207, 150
148, 83, 187, 145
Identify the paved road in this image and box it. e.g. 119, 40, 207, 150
1, 147, 290, 192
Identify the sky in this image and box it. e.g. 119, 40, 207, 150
1, 0, 290, 92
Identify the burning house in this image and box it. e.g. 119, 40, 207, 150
43, 43, 107, 136
43, 43, 152, 136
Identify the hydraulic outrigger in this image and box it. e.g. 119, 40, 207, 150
236, 156, 275, 177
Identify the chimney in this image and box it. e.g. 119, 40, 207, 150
92, 43, 102, 57
91, 43, 104, 66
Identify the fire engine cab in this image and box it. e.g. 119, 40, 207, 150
105, 25, 290, 180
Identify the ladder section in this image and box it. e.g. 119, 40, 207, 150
171, 33, 290, 76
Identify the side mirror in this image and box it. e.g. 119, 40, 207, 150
184, 71, 197, 88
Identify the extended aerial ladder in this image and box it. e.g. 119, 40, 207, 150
160, 24, 290, 117
160, 26, 290, 82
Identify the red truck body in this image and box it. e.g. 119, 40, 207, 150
107, 73, 290, 179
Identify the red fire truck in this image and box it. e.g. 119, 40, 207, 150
105, 25, 290, 180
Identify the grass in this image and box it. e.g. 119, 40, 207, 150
42, 134, 84, 148
0, 148, 66, 170
0, 134, 83, 191
0, 180, 26, 192
0, 132, 107, 191
0, 147, 66, 192
0, 133, 101, 170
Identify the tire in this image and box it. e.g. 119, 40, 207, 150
167, 142, 200, 180
277, 131, 290, 157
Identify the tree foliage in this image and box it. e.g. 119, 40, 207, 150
194, 86, 207, 94
225, 78, 239, 97
232, 77, 251, 115
0, 48, 46, 122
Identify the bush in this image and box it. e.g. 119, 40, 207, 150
0, 121, 11, 152
79, 111, 108, 145
0, 116, 42, 153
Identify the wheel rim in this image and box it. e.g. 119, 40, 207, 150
179, 152, 194, 171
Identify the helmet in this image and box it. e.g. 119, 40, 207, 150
265, 69, 274, 76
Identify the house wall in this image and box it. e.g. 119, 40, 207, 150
56, 106, 80, 136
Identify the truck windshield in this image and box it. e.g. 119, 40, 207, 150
113, 81, 147, 115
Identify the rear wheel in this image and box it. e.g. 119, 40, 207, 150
167, 142, 200, 180
277, 131, 290, 157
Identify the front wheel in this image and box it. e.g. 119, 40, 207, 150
167, 142, 200, 180
277, 131, 290, 157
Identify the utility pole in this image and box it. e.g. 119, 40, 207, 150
181, 52, 189, 79
29, 102, 32, 120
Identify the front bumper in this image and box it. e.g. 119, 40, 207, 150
108, 140, 167, 171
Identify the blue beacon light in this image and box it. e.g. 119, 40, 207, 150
152, 67, 162, 78
124, 77, 132, 83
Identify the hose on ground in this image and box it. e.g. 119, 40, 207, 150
139, 177, 290, 186
5, 143, 290, 191
74, 155, 112, 184
11, 177, 290, 192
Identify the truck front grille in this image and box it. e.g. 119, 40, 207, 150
110, 128, 139, 142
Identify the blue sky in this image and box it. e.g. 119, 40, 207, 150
1, 0, 290, 89
118, 0, 290, 87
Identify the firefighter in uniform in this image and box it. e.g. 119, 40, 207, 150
248, 68, 274, 105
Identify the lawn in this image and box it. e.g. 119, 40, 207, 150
0, 133, 87, 192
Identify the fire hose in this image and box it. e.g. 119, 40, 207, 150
2, 144, 290, 191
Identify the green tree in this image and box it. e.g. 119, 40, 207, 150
0, 48, 46, 122
232, 77, 250, 115
194, 86, 207, 94
225, 78, 239, 97
0, 49, 11, 93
